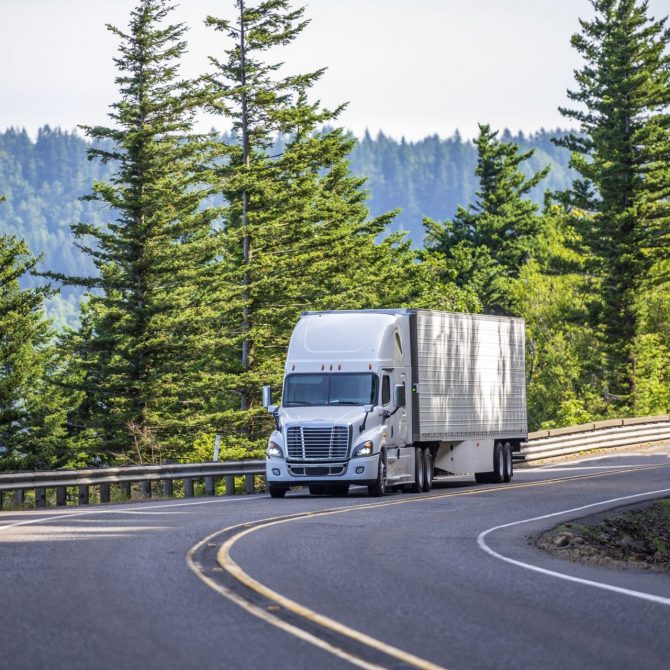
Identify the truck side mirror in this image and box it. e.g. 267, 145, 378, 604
393, 384, 406, 408
262, 385, 273, 408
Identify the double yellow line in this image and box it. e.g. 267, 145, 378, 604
187, 464, 666, 670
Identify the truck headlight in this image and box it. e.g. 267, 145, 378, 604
266, 440, 284, 459
352, 440, 374, 458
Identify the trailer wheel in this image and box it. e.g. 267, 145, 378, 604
410, 447, 425, 493
368, 452, 387, 497
475, 443, 505, 484
422, 447, 433, 492
269, 485, 288, 498
503, 442, 513, 482
492, 442, 505, 483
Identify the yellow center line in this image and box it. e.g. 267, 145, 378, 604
189, 463, 667, 670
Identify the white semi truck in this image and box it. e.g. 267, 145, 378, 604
263, 309, 527, 498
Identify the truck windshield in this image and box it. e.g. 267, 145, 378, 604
283, 373, 378, 407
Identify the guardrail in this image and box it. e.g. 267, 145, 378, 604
0, 460, 265, 510
518, 414, 670, 462
2, 415, 670, 510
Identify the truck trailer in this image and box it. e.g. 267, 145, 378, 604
264, 309, 527, 497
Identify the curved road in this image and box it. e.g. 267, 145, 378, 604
1, 446, 669, 669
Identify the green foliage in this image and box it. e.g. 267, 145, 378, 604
202, 0, 421, 454
189, 433, 264, 463
506, 206, 607, 428
0, 231, 67, 470
351, 128, 574, 243
55, 0, 220, 463
634, 273, 670, 415
556, 0, 670, 408
0, 126, 576, 308
1, 0, 669, 472
424, 124, 550, 314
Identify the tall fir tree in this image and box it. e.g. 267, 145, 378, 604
424, 124, 549, 314
56, 0, 219, 462
555, 0, 670, 409
203, 0, 421, 451
0, 229, 65, 470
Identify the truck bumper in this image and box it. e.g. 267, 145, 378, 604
266, 454, 378, 486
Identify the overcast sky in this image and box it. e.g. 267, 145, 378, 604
2, 0, 668, 141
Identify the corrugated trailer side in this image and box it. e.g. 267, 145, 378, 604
409, 310, 527, 443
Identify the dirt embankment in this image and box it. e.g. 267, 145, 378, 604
536, 498, 670, 573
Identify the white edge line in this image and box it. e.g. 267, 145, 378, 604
0, 495, 261, 532
477, 488, 670, 607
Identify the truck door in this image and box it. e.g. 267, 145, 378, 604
381, 370, 408, 478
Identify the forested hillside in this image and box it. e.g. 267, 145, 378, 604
0, 124, 574, 314
0, 126, 113, 323
350, 128, 574, 240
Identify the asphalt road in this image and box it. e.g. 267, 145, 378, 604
1, 446, 669, 670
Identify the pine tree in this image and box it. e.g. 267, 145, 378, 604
55, 0, 219, 462
424, 124, 549, 314
203, 1, 419, 451
0, 230, 62, 470
555, 0, 670, 408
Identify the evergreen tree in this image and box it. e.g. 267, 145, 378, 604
424, 124, 549, 314
509, 205, 609, 429
555, 0, 670, 408
55, 0, 219, 462
0, 229, 62, 470
204, 0, 420, 451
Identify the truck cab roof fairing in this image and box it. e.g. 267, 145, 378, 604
286, 312, 401, 372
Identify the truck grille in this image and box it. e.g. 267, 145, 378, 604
286, 426, 350, 460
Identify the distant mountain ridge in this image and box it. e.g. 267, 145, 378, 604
0, 125, 574, 322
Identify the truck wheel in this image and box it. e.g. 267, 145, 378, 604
269, 485, 288, 498
410, 447, 425, 493
368, 452, 387, 497
422, 447, 433, 492
492, 442, 505, 483
503, 442, 513, 482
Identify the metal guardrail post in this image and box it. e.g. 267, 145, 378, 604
14, 490, 24, 506
163, 479, 173, 497
245, 474, 255, 494
78, 485, 89, 505
56, 486, 67, 506
183, 478, 194, 498
225, 474, 235, 496
36, 488, 47, 508
141, 480, 152, 498
121, 482, 131, 499
100, 483, 111, 504
204, 476, 215, 497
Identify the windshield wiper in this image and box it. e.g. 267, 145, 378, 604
284, 401, 313, 406
328, 400, 360, 405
